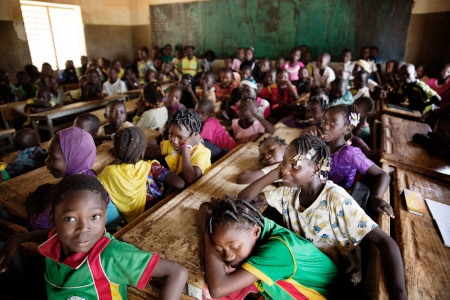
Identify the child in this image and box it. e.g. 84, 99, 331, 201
282, 91, 329, 129
238, 135, 407, 298
360, 46, 382, 84
98, 127, 184, 222
239, 65, 254, 83
81, 69, 102, 101
0, 70, 16, 104
257, 58, 271, 83
179, 74, 199, 109
144, 69, 157, 85
5, 128, 48, 178
122, 65, 139, 90
60, 60, 78, 84
214, 68, 237, 104
102, 67, 127, 97
137, 46, 156, 81
196, 99, 237, 151
134, 82, 168, 131
161, 44, 173, 62
165, 85, 186, 114
97, 100, 133, 138
176, 45, 201, 77
283, 47, 305, 85
15, 71, 36, 100
312, 53, 336, 91
23, 87, 57, 114
353, 97, 374, 145
171, 48, 184, 68
201, 50, 216, 72
73, 113, 102, 145
200, 72, 216, 103
413, 114, 450, 160
232, 98, 275, 144
147, 109, 211, 185
231, 47, 245, 72
274, 57, 285, 72
416, 64, 429, 83
26, 126, 97, 231
159, 61, 177, 83
76, 55, 88, 77
257, 69, 298, 111
329, 77, 354, 106
236, 136, 287, 184
263, 69, 276, 87
296, 67, 311, 95
198, 197, 339, 299
45, 75, 66, 105
239, 48, 261, 82
427, 64, 450, 107
320, 104, 393, 215
233, 80, 270, 118
337, 49, 355, 80
112, 60, 125, 79
395, 63, 441, 115
350, 70, 370, 100
153, 56, 163, 72
0, 174, 188, 299
302, 51, 314, 75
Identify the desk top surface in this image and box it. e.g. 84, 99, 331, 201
381, 99, 422, 119
256, 122, 302, 145
116, 142, 270, 289
380, 114, 450, 180
393, 167, 450, 299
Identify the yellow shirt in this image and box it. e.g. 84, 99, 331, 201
160, 140, 211, 175
98, 160, 153, 223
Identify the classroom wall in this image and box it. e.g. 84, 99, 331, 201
404, 0, 450, 76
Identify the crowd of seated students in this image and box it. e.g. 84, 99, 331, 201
1, 41, 449, 299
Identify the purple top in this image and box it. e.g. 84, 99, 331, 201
329, 145, 373, 189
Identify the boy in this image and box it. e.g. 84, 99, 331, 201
23, 87, 57, 114
350, 70, 371, 100
73, 113, 102, 146
200, 72, 216, 103
354, 97, 375, 145
102, 67, 127, 97
296, 67, 311, 95
134, 82, 168, 131
5, 128, 48, 178
176, 45, 201, 77
96, 100, 133, 138
0, 174, 188, 299
329, 77, 354, 106
312, 53, 336, 92
394, 63, 441, 115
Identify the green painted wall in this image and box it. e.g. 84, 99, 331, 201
150, 0, 412, 61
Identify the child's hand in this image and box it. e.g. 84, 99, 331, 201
183, 132, 202, 147
371, 196, 395, 218
0, 236, 20, 274
198, 202, 212, 233
246, 99, 258, 116
302, 125, 323, 137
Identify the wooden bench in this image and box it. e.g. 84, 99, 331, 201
380, 114, 450, 181
0, 129, 16, 155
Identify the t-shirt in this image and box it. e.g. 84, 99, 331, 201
134, 106, 168, 131
397, 79, 438, 114
329, 145, 374, 189
97, 121, 134, 136
39, 229, 160, 300
160, 140, 211, 175
5, 146, 48, 178
264, 181, 377, 284
232, 118, 266, 144
232, 97, 271, 119
427, 77, 450, 107
137, 60, 156, 81
103, 79, 128, 96
257, 84, 298, 108
350, 87, 370, 100
357, 122, 371, 145
213, 82, 237, 103
241, 218, 338, 299
329, 90, 354, 106
312, 65, 336, 89
283, 61, 305, 82
201, 117, 237, 151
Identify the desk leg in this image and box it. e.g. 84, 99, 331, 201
31, 120, 41, 144
47, 119, 55, 139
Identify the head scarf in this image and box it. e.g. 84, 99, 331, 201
355, 59, 371, 73
240, 79, 258, 90
57, 126, 96, 176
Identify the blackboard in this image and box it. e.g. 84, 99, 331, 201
150, 0, 412, 61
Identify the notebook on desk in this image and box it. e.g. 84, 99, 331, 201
425, 198, 450, 247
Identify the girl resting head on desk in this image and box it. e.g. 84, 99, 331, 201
198, 196, 339, 300
238, 134, 407, 299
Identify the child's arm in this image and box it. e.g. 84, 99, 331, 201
283, 80, 299, 100
249, 100, 275, 134
162, 173, 185, 190
150, 257, 188, 300
0, 229, 51, 273
301, 125, 323, 137
351, 136, 386, 158
186, 84, 199, 107
236, 169, 266, 184
198, 205, 259, 298
181, 133, 203, 185
365, 227, 407, 300
238, 167, 280, 202
365, 164, 394, 218
144, 135, 164, 160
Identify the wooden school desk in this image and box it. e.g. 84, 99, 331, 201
379, 99, 422, 121
116, 142, 272, 299
393, 167, 450, 299
27, 94, 127, 140
256, 121, 302, 144
0, 100, 28, 128
380, 114, 450, 181
0, 128, 159, 225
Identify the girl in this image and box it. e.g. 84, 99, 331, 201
137, 46, 156, 82
283, 47, 305, 84
98, 127, 184, 223
146, 109, 211, 185
45, 75, 66, 105
427, 64, 450, 107
232, 80, 270, 118
1, 174, 188, 299
232, 98, 275, 144
239, 48, 261, 83
231, 47, 244, 72
81, 69, 102, 101
320, 104, 393, 215
102, 67, 127, 97
122, 66, 139, 90
26, 126, 97, 231
134, 82, 168, 131
165, 85, 186, 114
198, 197, 339, 299
201, 50, 216, 72
213, 68, 237, 104
282, 90, 329, 129
236, 136, 287, 184
257, 69, 298, 110
178, 74, 199, 109
238, 135, 407, 299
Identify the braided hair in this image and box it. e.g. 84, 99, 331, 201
308, 94, 329, 112
205, 196, 265, 234
292, 134, 331, 181
327, 104, 360, 141
113, 127, 147, 164
259, 135, 287, 148
167, 109, 202, 134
